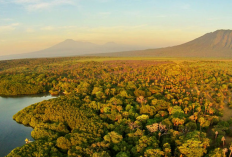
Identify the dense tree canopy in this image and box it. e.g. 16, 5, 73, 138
2, 57, 232, 156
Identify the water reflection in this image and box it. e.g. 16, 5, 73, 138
0, 94, 56, 157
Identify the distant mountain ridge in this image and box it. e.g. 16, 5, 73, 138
0, 40, 148, 60
1, 29, 232, 60
94, 29, 232, 58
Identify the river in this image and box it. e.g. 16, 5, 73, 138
0, 94, 56, 157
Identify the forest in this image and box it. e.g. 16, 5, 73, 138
2, 57, 232, 157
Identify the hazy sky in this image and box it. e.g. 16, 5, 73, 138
0, 0, 232, 55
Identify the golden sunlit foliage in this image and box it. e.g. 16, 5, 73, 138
3, 57, 232, 156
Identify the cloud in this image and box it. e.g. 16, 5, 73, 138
180, 4, 190, 10
28, 0, 75, 11
154, 14, 179, 18
0, 18, 13, 21
96, 12, 112, 18
11, 23, 20, 26
26, 28, 35, 33
94, 0, 111, 2
40, 26, 54, 30
14, 0, 40, 3
60, 25, 77, 29
0, 23, 20, 32
207, 17, 222, 21
1, 0, 76, 11
27, 2, 51, 10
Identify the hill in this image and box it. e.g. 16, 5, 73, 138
0, 40, 148, 60
94, 30, 232, 58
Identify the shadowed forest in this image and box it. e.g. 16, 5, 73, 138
2, 57, 232, 157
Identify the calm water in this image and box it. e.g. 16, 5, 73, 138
0, 94, 56, 157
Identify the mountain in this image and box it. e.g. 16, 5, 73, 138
94, 30, 232, 58
0, 40, 148, 60
2, 30, 232, 60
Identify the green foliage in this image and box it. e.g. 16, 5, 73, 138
92, 151, 111, 157
116, 152, 130, 157
104, 131, 123, 144
4, 58, 232, 156
206, 148, 223, 157
0, 79, 45, 96
136, 115, 149, 122
31, 127, 59, 140
144, 149, 164, 157
178, 139, 207, 157
7, 140, 65, 157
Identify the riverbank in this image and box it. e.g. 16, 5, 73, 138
0, 94, 56, 157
